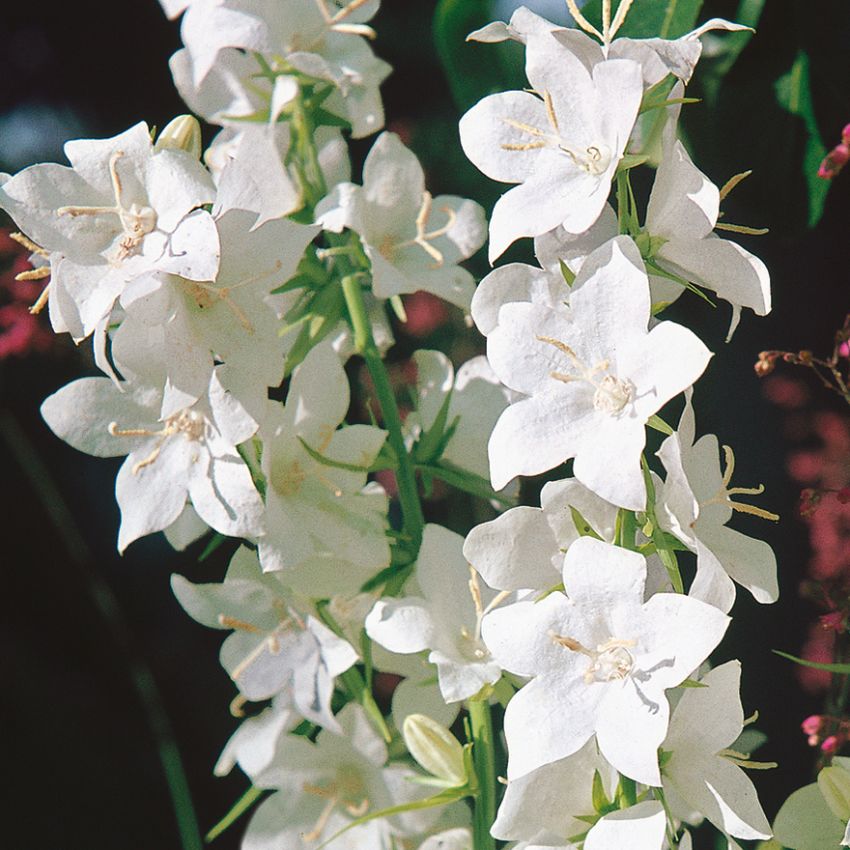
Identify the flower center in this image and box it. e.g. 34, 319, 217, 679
57, 151, 158, 263
550, 632, 637, 684
537, 335, 634, 417
500, 91, 613, 175
108, 408, 207, 474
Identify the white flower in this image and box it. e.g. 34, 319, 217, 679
243, 703, 434, 849
470, 6, 751, 86
407, 350, 512, 482
464, 478, 618, 593
365, 524, 505, 703
317, 132, 487, 310
176, 0, 390, 137
116, 209, 318, 419
643, 116, 770, 331
491, 737, 617, 845
657, 393, 778, 613
482, 536, 729, 783
661, 661, 772, 840
774, 758, 850, 850
0, 121, 217, 339
41, 369, 263, 551
171, 546, 358, 732
486, 235, 711, 509
258, 342, 391, 593
459, 32, 642, 260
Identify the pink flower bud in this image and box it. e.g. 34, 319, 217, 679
803, 714, 824, 736
841, 123, 850, 145
822, 735, 841, 755
832, 144, 850, 167
821, 611, 847, 633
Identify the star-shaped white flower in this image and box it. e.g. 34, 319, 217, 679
258, 342, 391, 594
459, 31, 642, 260
657, 393, 778, 613
317, 132, 487, 310
365, 524, 505, 703
115, 209, 318, 419
40, 368, 263, 551
0, 121, 218, 339
486, 235, 712, 509
171, 546, 358, 732
661, 660, 772, 841
482, 536, 729, 783
176, 0, 390, 138
643, 114, 770, 332
464, 478, 618, 593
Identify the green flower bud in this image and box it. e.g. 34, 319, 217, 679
818, 764, 850, 822
155, 115, 202, 159
402, 714, 467, 787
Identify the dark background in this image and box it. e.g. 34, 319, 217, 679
2, 0, 850, 847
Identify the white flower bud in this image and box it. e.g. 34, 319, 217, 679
819, 764, 850, 822
402, 714, 467, 787
155, 115, 202, 159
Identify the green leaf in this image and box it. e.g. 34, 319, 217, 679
641, 457, 684, 594
581, 0, 704, 39
647, 414, 674, 436
775, 51, 829, 228
316, 787, 471, 850
679, 677, 709, 688
592, 769, 611, 812
205, 786, 264, 842
297, 435, 386, 474
560, 259, 576, 287
773, 650, 850, 674
198, 533, 227, 563
570, 505, 604, 540
415, 461, 515, 507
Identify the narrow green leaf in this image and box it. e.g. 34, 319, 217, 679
773, 650, 850, 674
199, 533, 227, 563
570, 505, 604, 540
592, 769, 611, 812
205, 786, 264, 842
647, 414, 674, 436
560, 259, 576, 287
775, 51, 829, 228
415, 462, 515, 507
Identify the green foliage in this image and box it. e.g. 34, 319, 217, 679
581, 0, 704, 38
775, 50, 830, 228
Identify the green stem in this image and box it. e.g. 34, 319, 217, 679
205, 786, 264, 842
0, 411, 202, 850
341, 274, 425, 553
468, 700, 497, 850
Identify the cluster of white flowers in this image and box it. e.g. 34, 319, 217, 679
4, 0, 831, 848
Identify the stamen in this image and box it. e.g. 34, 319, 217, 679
609, 0, 635, 39
699, 445, 780, 522
718, 748, 778, 770
537, 335, 579, 360
28, 282, 51, 315
719, 170, 752, 202
344, 798, 369, 817
10, 232, 49, 257
502, 118, 548, 138
303, 795, 338, 842
549, 631, 637, 683
565, 0, 604, 41
16, 266, 51, 281
314, 0, 377, 38
229, 694, 248, 717
500, 141, 547, 151
218, 614, 262, 633
550, 371, 576, 383
543, 90, 559, 133
395, 192, 458, 268
714, 222, 769, 236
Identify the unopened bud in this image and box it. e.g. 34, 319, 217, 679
755, 351, 777, 377
819, 763, 850, 819
402, 714, 467, 787
803, 715, 824, 737
155, 115, 203, 159
842, 124, 850, 146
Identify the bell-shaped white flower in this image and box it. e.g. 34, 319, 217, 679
661, 661, 772, 840
116, 209, 318, 418
464, 478, 618, 593
366, 524, 505, 703
644, 115, 770, 331
459, 31, 642, 260
486, 236, 712, 509
176, 0, 390, 138
258, 342, 391, 593
243, 702, 436, 849
482, 536, 729, 783
172, 546, 358, 732
0, 121, 218, 339
470, 5, 751, 87
657, 393, 778, 613
41, 368, 263, 551
317, 132, 487, 310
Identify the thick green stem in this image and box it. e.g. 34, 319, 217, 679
341, 275, 425, 552
468, 699, 497, 850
